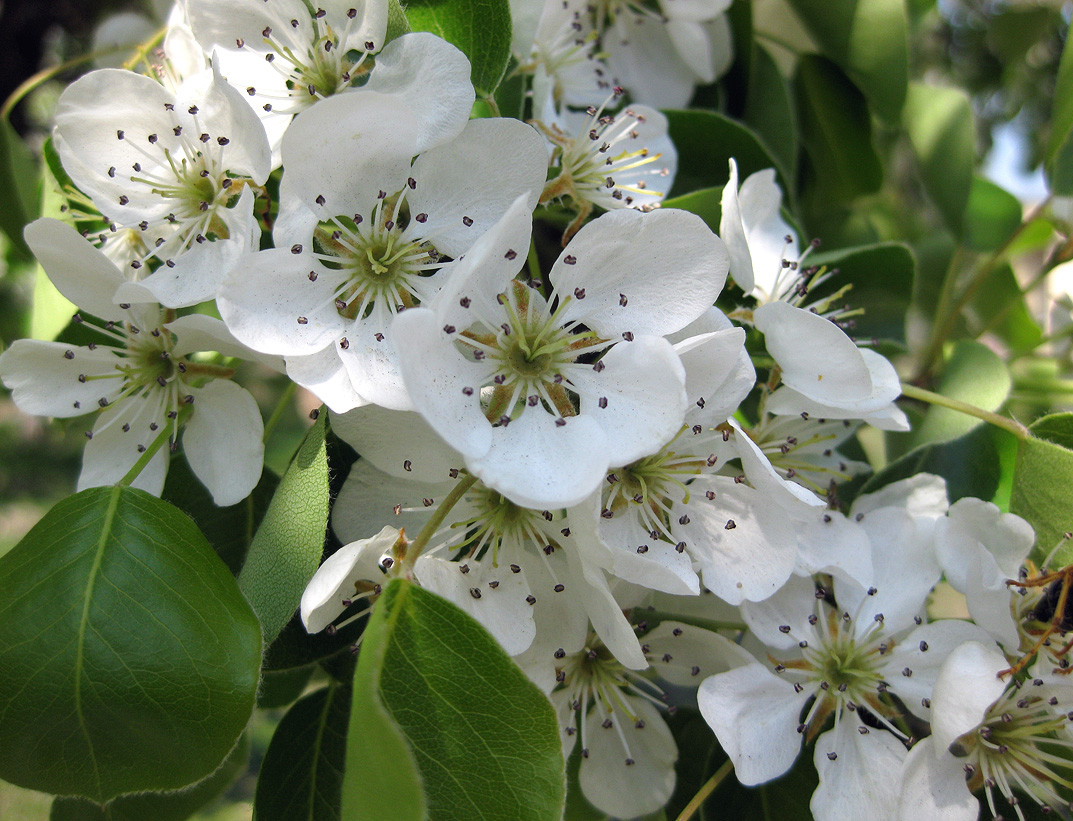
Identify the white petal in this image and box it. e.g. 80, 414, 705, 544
897, 740, 979, 821
935, 498, 1034, 590
930, 640, 1007, 752
552, 208, 728, 337
285, 347, 367, 414
729, 418, 826, 512
851, 473, 949, 520
793, 510, 874, 591
740, 573, 822, 650
578, 699, 676, 818
392, 307, 493, 459
606, 15, 696, 108
0, 340, 124, 418
573, 336, 687, 467
329, 405, 462, 482
338, 319, 413, 411
331, 460, 444, 544
697, 662, 804, 785
472, 409, 611, 509
78, 398, 169, 496
753, 302, 874, 404
24, 219, 129, 321
811, 717, 906, 821
409, 118, 546, 258
169, 313, 283, 371
301, 526, 399, 633
414, 555, 536, 656
720, 159, 754, 294
738, 168, 797, 302
674, 323, 751, 422
281, 90, 418, 221
362, 32, 475, 153
183, 380, 264, 506
644, 621, 753, 686
674, 476, 798, 604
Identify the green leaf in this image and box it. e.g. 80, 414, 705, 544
0, 487, 261, 802
969, 262, 1043, 351
0, 119, 37, 260
664, 109, 786, 198
903, 82, 974, 237
743, 44, 798, 182
404, 0, 512, 97
858, 424, 1002, 505
963, 177, 1023, 252
910, 341, 1011, 448
49, 734, 250, 821
30, 152, 78, 340
785, 0, 909, 121
1011, 413, 1073, 562
1046, 19, 1073, 194
385, 0, 413, 43
806, 242, 915, 344
258, 664, 317, 709
163, 452, 280, 576
794, 55, 882, 206
240, 414, 330, 643
343, 579, 566, 821
255, 683, 350, 821
662, 187, 721, 233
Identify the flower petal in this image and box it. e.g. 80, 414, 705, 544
183, 380, 265, 506
930, 640, 1007, 752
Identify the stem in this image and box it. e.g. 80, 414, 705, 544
675, 758, 735, 821
117, 423, 174, 487
403, 473, 478, 569
899, 382, 1028, 440
481, 95, 501, 117
262, 381, 297, 443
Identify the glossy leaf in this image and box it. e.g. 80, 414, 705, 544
258, 664, 317, 710
785, 0, 909, 121
1011, 413, 1073, 563
0, 487, 261, 802
969, 263, 1043, 351
240, 414, 330, 642
910, 341, 1010, 448
903, 82, 974, 237
963, 177, 1023, 253
255, 683, 350, 821
664, 109, 786, 198
744, 44, 797, 183
794, 56, 882, 206
1046, 19, 1073, 194
663, 187, 722, 233
342, 579, 566, 821
404, 0, 512, 97
49, 734, 250, 821
0, 119, 37, 260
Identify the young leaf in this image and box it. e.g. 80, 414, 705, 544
404, 0, 512, 97
744, 44, 798, 183
903, 82, 974, 238
0, 487, 261, 802
785, 0, 909, 121
0, 119, 38, 260
963, 177, 1023, 253
343, 579, 566, 821
255, 683, 350, 821
1011, 413, 1073, 562
49, 734, 250, 821
239, 413, 330, 643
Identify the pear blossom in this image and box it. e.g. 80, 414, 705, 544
537, 90, 678, 241
898, 641, 1073, 821
0, 219, 266, 505
698, 501, 990, 820
519, 620, 750, 819
328, 405, 646, 665
592, 0, 734, 108
218, 87, 547, 412
54, 60, 270, 308
186, 0, 390, 154
393, 199, 729, 509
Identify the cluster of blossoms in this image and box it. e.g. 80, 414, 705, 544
4, 1, 1073, 819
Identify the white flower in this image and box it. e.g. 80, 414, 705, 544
0, 219, 266, 505
218, 86, 547, 413
393, 201, 729, 509
187, 0, 390, 155
54, 61, 270, 308
594, 0, 734, 108
698, 507, 987, 819
898, 641, 1073, 820
537, 90, 678, 241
